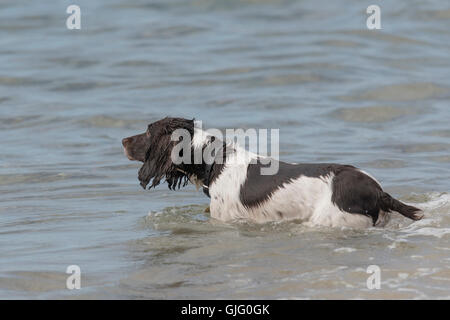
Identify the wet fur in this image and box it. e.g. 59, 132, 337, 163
122, 117, 424, 228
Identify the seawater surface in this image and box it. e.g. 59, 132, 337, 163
0, 0, 449, 299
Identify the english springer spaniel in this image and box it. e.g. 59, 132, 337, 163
122, 117, 423, 228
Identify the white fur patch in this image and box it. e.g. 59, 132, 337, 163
209, 170, 373, 228
193, 128, 377, 228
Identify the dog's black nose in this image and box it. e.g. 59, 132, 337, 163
122, 137, 132, 147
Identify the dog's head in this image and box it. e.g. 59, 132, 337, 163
122, 117, 195, 190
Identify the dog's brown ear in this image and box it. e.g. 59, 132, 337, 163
138, 118, 194, 190
138, 133, 179, 189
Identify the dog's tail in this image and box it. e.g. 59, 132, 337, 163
380, 192, 424, 221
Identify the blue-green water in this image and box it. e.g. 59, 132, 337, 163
0, 0, 449, 299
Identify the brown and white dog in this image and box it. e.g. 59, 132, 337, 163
122, 117, 423, 228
